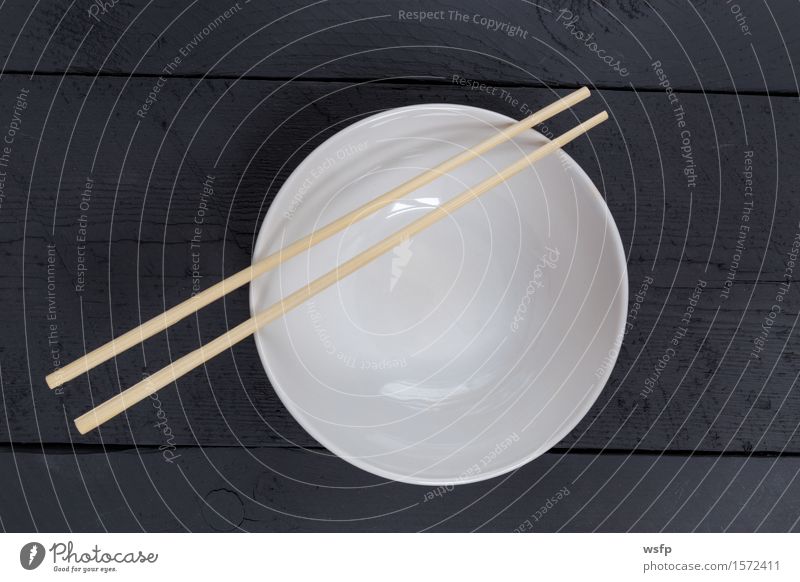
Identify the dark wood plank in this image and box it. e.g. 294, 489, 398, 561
1, 446, 798, 532
1, 75, 799, 452
0, 0, 798, 93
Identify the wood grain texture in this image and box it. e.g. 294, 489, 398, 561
0, 75, 798, 452
1, 445, 798, 532
0, 0, 797, 93
1, 0, 799, 535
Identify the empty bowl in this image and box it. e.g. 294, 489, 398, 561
250, 103, 627, 485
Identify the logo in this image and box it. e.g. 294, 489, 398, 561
87, 0, 121, 22
390, 237, 413, 291
20, 542, 45, 570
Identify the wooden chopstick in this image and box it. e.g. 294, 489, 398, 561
46, 87, 590, 390
74, 111, 609, 434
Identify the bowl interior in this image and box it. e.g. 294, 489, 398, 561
251, 104, 627, 485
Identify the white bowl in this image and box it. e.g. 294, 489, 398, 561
251, 104, 627, 485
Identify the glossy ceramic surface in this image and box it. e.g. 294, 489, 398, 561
251, 104, 627, 485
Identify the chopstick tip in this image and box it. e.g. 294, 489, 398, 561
74, 413, 95, 435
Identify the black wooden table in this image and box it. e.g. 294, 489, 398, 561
1, 0, 799, 532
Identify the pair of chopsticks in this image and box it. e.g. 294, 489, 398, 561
47, 87, 606, 434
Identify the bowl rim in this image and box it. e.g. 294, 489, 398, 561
251, 103, 629, 486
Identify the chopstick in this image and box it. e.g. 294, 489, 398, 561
74, 110, 609, 434
46, 87, 591, 390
